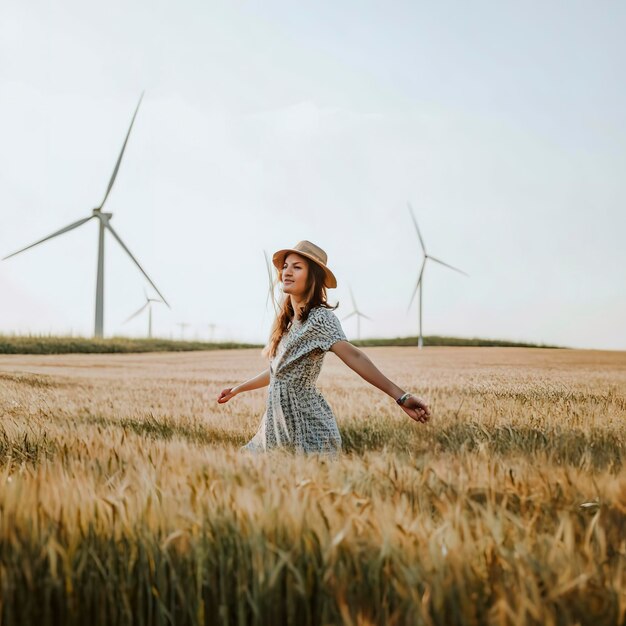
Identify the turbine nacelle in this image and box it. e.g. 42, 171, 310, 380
92, 208, 112, 219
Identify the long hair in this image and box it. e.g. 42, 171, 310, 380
262, 255, 338, 360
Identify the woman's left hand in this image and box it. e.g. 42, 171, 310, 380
400, 395, 431, 424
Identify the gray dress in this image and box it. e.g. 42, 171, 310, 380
240, 305, 348, 456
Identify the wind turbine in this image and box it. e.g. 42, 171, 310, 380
2, 92, 169, 338
206, 322, 216, 341
407, 202, 469, 349
123, 289, 164, 338
263, 249, 278, 315
342, 285, 371, 340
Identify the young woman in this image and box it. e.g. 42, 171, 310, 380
217, 240, 431, 456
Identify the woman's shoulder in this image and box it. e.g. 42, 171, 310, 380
307, 305, 347, 347
308, 305, 337, 320
307, 305, 344, 329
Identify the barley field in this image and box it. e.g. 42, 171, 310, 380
0, 346, 624, 626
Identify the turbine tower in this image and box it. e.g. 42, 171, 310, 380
407, 202, 469, 349
2, 92, 169, 337
123, 289, 164, 338
342, 286, 371, 340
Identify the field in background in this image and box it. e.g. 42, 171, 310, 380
0, 334, 560, 354
0, 346, 624, 625
0, 335, 259, 354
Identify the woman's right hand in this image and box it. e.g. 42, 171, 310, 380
217, 387, 238, 403
400, 395, 431, 424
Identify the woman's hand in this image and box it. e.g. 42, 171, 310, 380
400, 395, 431, 424
217, 387, 238, 404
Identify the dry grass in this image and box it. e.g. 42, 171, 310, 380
0, 346, 625, 625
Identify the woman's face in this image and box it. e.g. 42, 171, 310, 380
281, 253, 309, 297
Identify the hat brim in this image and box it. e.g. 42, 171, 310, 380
272, 248, 337, 289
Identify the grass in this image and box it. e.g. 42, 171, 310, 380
0, 334, 259, 354
0, 345, 624, 625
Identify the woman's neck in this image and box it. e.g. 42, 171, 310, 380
289, 295, 307, 320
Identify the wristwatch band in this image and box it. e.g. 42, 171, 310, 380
396, 392, 411, 405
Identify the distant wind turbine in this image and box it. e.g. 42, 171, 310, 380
342, 286, 371, 340
177, 322, 190, 339
407, 202, 469, 349
263, 249, 278, 314
123, 289, 164, 338
2, 92, 169, 338
206, 322, 216, 341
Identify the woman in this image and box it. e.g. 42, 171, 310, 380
217, 240, 431, 456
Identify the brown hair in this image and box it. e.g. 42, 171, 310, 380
262, 253, 338, 360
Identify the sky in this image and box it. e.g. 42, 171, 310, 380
0, 0, 625, 349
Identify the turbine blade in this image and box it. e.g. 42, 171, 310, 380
99, 92, 145, 209
263, 249, 276, 310
358, 313, 372, 321
407, 202, 426, 254
342, 311, 357, 321
428, 255, 469, 277
407, 259, 426, 312
123, 301, 149, 324
3, 216, 94, 260
263, 250, 274, 283
105, 222, 170, 307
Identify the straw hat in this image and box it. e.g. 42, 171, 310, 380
272, 240, 338, 289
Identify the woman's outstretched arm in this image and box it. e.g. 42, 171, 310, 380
217, 368, 270, 404
329, 341, 431, 423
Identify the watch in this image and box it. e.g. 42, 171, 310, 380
396, 392, 411, 406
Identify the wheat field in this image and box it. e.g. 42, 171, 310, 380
0, 346, 624, 626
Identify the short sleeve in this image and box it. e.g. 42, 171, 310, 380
310, 307, 348, 352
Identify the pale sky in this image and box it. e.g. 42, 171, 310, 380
1, 1, 625, 349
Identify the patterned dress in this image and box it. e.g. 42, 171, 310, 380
240, 305, 348, 456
